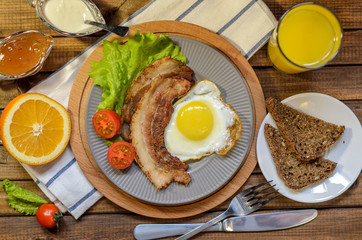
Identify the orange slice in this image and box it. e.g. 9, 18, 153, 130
0, 93, 71, 165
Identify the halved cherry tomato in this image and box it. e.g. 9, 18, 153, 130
107, 141, 135, 169
92, 109, 121, 139
36, 203, 62, 229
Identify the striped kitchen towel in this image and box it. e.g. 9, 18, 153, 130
20, 0, 277, 219
22, 148, 101, 219
123, 0, 277, 59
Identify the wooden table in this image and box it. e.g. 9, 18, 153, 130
0, 0, 361, 239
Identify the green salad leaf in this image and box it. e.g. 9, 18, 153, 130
103, 135, 124, 147
88, 31, 186, 115
1, 178, 48, 215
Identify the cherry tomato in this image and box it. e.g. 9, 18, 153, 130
92, 109, 121, 139
36, 203, 62, 229
107, 141, 135, 169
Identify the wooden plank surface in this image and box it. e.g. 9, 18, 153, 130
2, 66, 362, 108
0, 208, 361, 240
1, 174, 361, 215
0, 0, 361, 239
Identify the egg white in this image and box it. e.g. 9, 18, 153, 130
164, 80, 237, 161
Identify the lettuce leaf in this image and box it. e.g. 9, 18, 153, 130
1, 178, 48, 215
88, 31, 186, 115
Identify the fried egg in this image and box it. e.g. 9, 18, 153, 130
164, 80, 242, 161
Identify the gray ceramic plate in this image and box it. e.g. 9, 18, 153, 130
85, 36, 253, 205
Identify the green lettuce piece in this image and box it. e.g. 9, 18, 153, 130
88, 31, 186, 115
2, 178, 48, 215
5, 196, 40, 215
103, 134, 124, 147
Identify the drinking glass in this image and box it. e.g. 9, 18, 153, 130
267, 2, 343, 74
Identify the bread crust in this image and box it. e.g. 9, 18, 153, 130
265, 97, 345, 161
264, 124, 337, 190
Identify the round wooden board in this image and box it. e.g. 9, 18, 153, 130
68, 21, 266, 219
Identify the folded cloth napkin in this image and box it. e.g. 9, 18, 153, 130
21, 0, 277, 219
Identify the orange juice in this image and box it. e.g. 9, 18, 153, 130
268, 3, 342, 73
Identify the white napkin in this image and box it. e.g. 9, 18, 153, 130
20, 0, 277, 219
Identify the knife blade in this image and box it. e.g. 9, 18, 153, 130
133, 209, 317, 240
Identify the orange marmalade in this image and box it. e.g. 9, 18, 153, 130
0, 31, 53, 76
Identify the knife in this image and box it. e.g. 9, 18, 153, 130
133, 209, 317, 240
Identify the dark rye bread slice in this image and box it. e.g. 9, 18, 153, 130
265, 97, 345, 161
264, 124, 337, 190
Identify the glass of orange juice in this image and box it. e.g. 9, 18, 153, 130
267, 2, 343, 74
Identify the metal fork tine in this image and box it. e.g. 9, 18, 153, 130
252, 193, 281, 211
243, 184, 277, 201
248, 189, 279, 206
260, 193, 281, 207
252, 184, 277, 197
240, 180, 273, 197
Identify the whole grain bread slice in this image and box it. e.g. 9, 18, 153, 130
265, 97, 345, 161
264, 124, 337, 190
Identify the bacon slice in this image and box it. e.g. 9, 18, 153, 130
120, 56, 194, 141
130, 76, 192, 190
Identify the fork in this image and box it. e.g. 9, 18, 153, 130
175, 180, 280, 240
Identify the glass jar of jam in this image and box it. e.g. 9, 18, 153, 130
0, 30, 54, 80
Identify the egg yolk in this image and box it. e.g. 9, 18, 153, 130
176, 101, 214, 140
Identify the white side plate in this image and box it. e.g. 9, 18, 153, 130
257, 92, 362, 203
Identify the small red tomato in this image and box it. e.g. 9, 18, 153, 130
92, 109, 121, 139
107, 141, 135, 169
36, 203, 62, 229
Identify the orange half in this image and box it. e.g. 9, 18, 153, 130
0, 93, 71, 165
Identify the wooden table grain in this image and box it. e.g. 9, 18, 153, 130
0, 0, 361, 239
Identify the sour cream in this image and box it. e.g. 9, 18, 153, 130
43, 0, 96, 33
